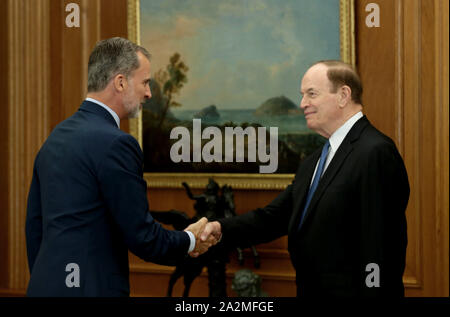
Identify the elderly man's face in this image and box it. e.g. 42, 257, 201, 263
300, 64, 341, 138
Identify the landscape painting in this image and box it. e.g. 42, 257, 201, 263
129, 0, 354, 187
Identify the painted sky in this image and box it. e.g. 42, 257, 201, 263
140, 0, 340, 110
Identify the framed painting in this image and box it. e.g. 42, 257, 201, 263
127, 0, 355, 189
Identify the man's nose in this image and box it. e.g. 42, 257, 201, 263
145, 86, 152, 99
300, 96, 307, 109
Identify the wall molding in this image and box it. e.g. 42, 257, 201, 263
401, 0, 423, 292
434, 0, 449, 296
6, 0, 51, 290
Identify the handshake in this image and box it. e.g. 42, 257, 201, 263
184, 218, 222, 258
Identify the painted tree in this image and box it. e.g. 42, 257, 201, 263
154, 52, 189, 128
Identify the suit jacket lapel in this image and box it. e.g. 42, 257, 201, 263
296, 116, 370, 233
298, 141, 353, 231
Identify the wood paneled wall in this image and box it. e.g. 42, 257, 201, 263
0, 0, 447, 297
356, 0, 449, 296
0, 0, 9, 291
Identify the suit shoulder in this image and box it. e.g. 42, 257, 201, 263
45, 112, 138, 161
356, 124, 405, 166
359, 124, 398, 151
73, 111, 130, 144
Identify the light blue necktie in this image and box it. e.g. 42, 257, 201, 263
298, 140, 330, 229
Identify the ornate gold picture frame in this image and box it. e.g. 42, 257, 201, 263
127, 0, 355, 189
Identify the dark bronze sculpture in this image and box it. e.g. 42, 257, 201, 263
150, 178, 260, 297
232, 269, 267, 297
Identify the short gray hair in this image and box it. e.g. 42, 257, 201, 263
87, 37, 151, 92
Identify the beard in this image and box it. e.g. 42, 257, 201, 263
123, 90, 141, 119
126, 103, 141, 119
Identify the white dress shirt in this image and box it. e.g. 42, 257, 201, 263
310, 111, 364, 185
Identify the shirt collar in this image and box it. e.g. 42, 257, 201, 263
328, 111, 363, 153
85, 97, 120, 128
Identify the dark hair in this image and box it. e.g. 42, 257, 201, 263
313, 60, 363, 104
87, 37, 151, 92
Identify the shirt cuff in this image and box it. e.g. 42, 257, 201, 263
185, 231, 196, 253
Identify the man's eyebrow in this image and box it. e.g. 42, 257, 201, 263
300, 87, 316, 94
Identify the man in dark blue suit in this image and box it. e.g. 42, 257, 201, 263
201, 61, 409, 297
25, 37, 215, 296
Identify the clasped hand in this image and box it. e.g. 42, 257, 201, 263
184, 218, 222, 258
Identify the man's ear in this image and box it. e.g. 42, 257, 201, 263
113, 74, 127, 92
338, 85, 352, 108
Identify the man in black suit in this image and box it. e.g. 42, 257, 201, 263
25, 37, 216, 296
201, 60, 409, 297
